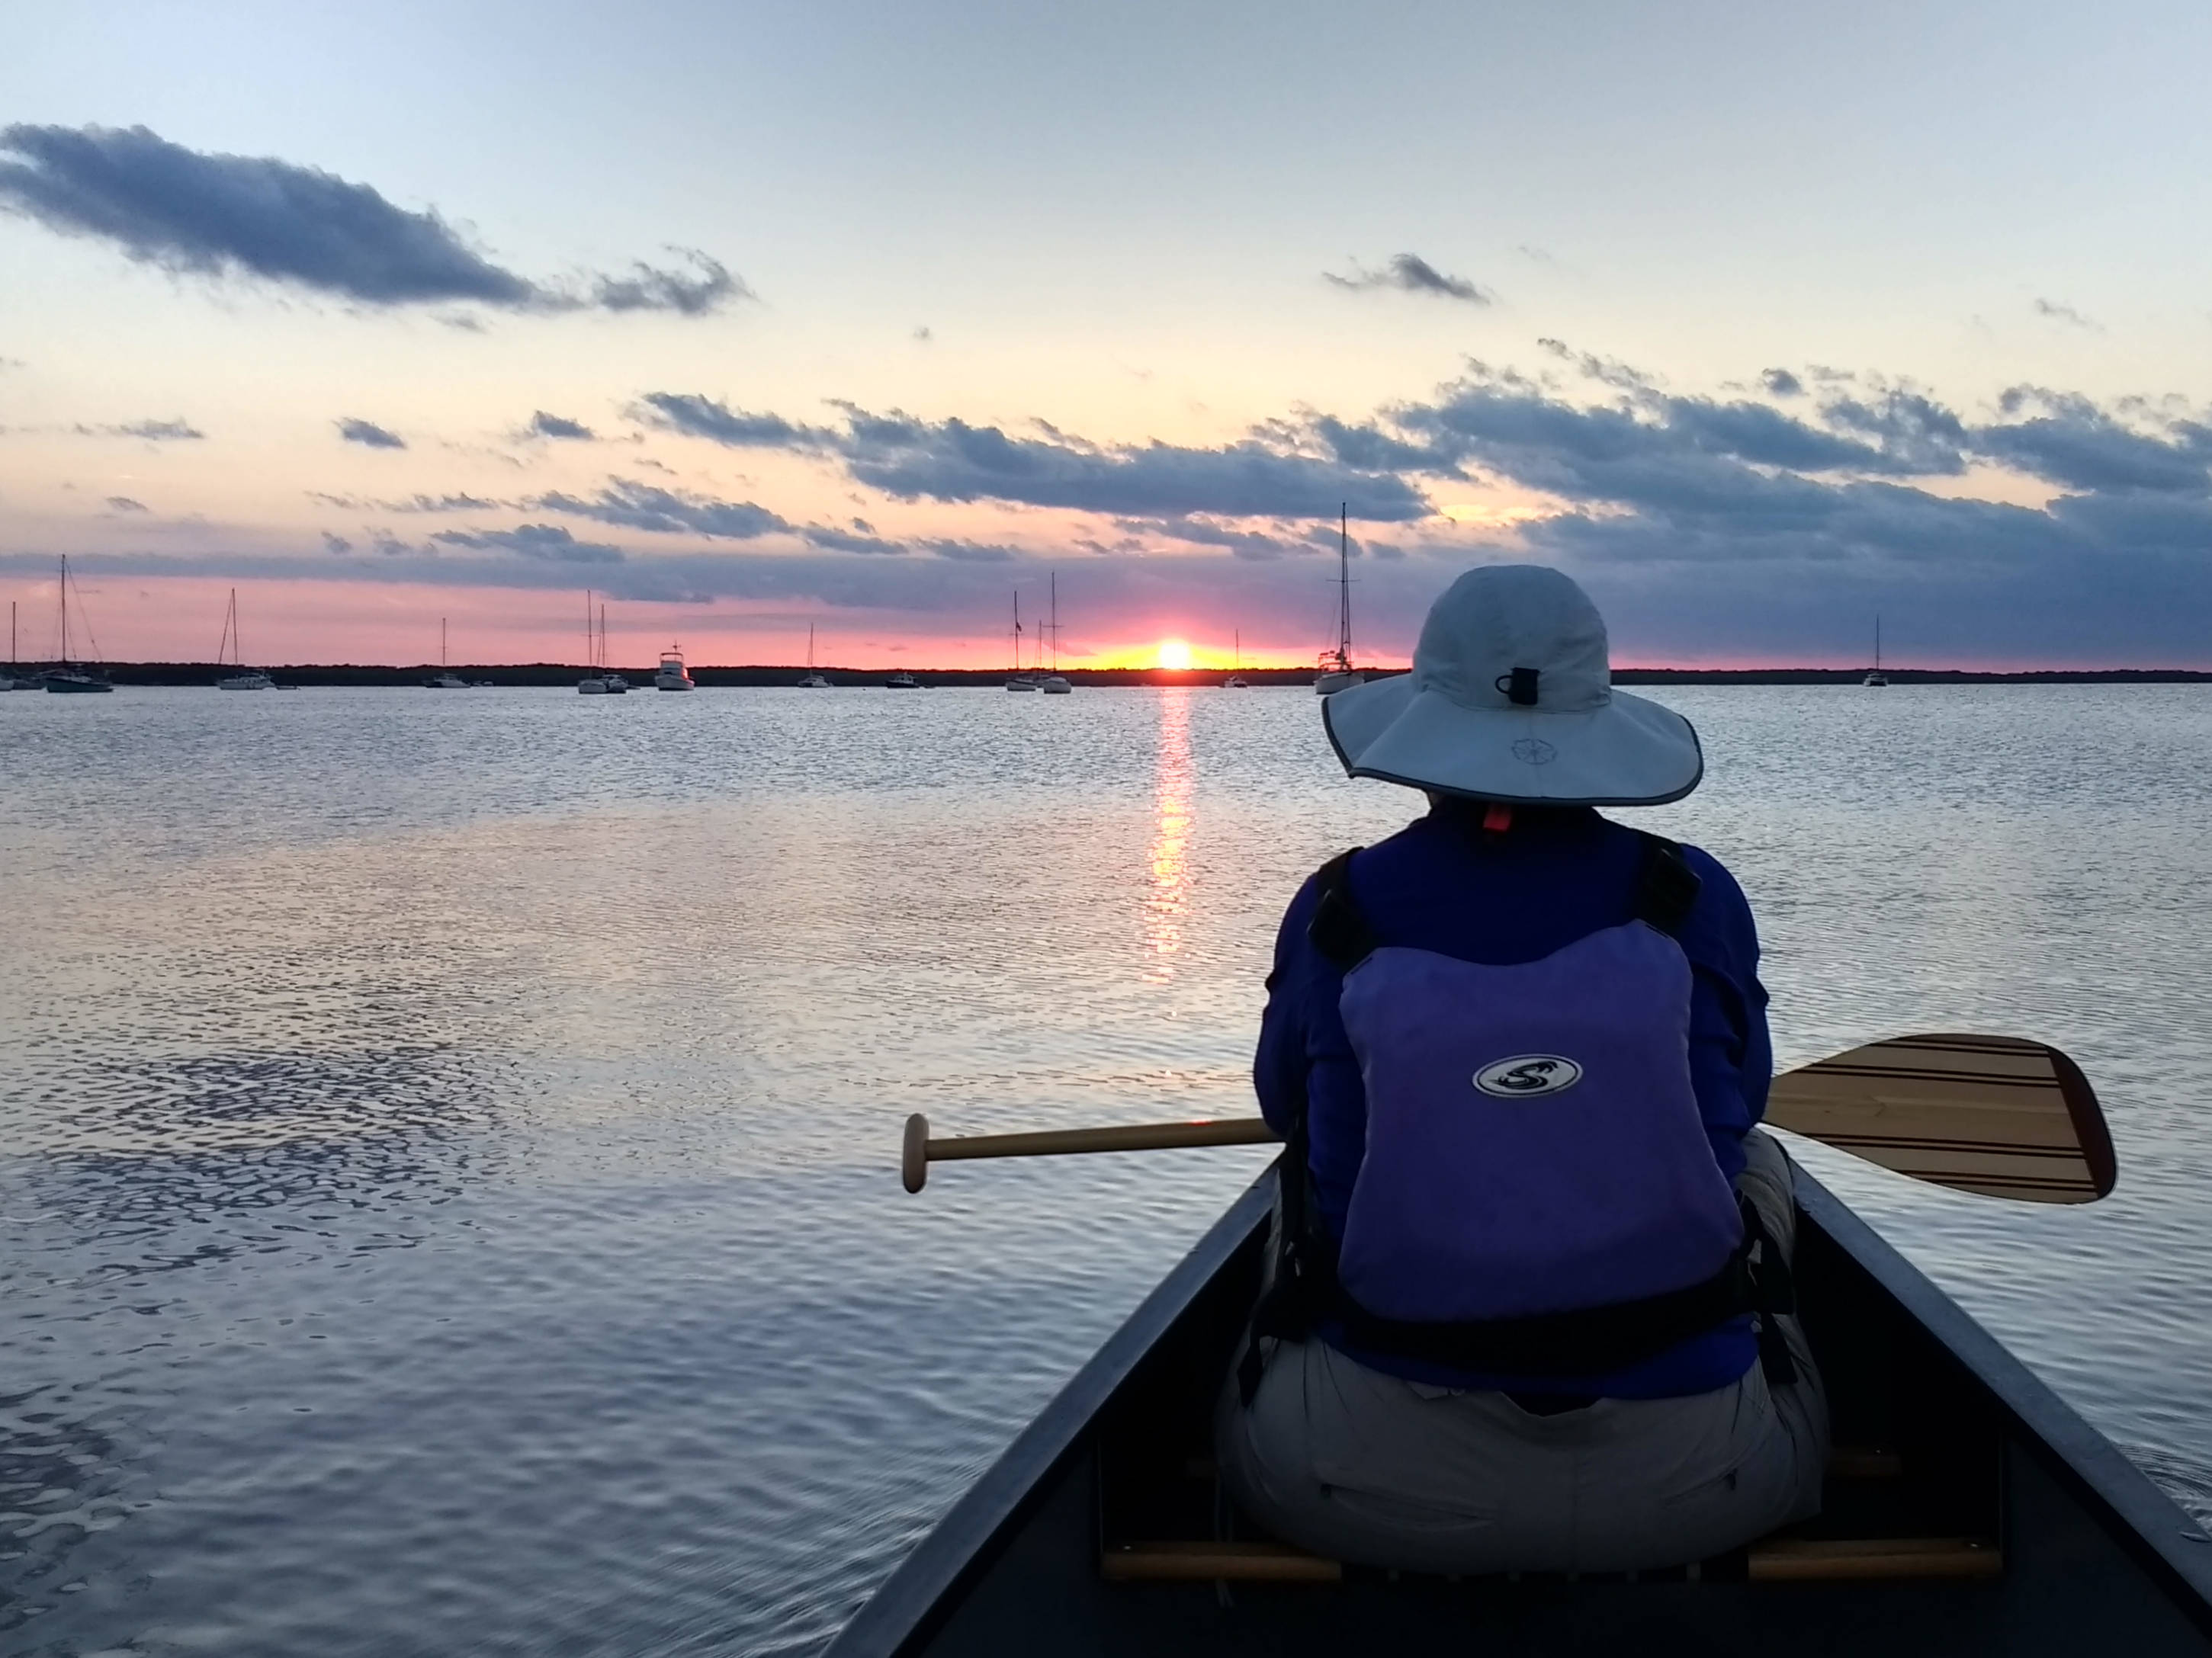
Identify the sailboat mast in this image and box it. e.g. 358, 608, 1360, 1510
1875, 614, 1883, 673
1012, 591, 1022, 674
59, 556, 71, 665
1049, 572, 1058, 672
441, 617, 448, 669
1337, 505, 1353, 666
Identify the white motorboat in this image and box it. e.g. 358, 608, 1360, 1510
885, 671, 921, 689
1314, 506, 1363, 694
655, 645, 696, 691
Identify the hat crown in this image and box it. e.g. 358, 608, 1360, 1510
1411, 566, 1611, 713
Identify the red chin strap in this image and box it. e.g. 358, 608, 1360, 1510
1482, 802, 1514, 834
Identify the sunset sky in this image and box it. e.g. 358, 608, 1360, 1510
4, 1, 2211, 669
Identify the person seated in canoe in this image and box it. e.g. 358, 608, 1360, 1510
1218, 564, 1828, 1575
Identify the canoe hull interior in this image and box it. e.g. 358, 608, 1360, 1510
830, 1168, 2212, 1657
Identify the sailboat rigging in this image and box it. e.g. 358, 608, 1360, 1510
799, 624, 830, 688
1038, 572, 1071, 693
1006, 591, 1037, 690
1863, 616, 1889, 688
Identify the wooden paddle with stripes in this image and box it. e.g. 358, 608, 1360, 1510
1765, 1033, 2115, 1204
903, 1034, 2117, 1203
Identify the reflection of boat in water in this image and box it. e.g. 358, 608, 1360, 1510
655, 644, 696, 691
1039, 573, 1073, 693
800, 624, 831, 688
44, 558, 113, 693
836, 1063, 2212, 1658
213, 588, 274, 690
1864, 616, 1889, 688
1314, 507, 1363, 695
885, 670, 922, 690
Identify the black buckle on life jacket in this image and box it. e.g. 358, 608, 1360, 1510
1306, 848, 1377, 970
1633, 833, 1701, 938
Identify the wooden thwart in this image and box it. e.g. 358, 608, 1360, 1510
1099, 1536, 2001, 1585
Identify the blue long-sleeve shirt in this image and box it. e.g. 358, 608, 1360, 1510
1255, 801, 1772, 1398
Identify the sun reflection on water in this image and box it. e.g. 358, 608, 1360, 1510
1143, 688, 1194, 982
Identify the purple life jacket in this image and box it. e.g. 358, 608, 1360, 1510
1336, 916, 1745, 1323
1245, 834, 1784, 1384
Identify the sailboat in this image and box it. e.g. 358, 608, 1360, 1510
1223, 629, 1250, 689
1038, 572, 1072, 693
2, 601, 36, 689
423, 619, 470, 688
799, 624, 831, 688
45, 556, 113, 692
1314, 505, 1363, 694
1863, 616, 1889, 688
577, 591, 628, 693
1006, 592, 1038, 691
213, 588, 274, 690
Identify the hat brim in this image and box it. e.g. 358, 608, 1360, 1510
1322, 675, 1703, 806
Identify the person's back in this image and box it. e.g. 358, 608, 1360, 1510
1217, 566, 1828, 1574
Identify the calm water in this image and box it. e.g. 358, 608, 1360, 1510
3, 683, 2210, 1655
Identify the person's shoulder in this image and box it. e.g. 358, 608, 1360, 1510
1663, 837, 1758, 954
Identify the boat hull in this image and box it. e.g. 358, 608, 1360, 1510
830, 1166, 2212, 1656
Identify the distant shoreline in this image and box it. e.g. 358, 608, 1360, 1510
22, 662, 2212, 688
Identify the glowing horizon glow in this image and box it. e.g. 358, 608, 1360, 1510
1154, 639, 1193, 671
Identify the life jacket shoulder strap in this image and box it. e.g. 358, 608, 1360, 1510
1306, 848, 1376, 969
1632, 832, 1701, 938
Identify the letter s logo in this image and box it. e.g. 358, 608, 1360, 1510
1473, 1055, 1584, 1098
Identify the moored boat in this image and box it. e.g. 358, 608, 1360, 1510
829, 1163, 2212, 1656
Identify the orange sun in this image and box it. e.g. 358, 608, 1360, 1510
1156, 639, 1193, 671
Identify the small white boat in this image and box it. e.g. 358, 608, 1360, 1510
1314, 508, 1363, 695
1039, 675, 1071, 694
885, 671, 922, 689
655, 645, 696, 691
800, 624, 831, 688
1864, 615, 1889, 688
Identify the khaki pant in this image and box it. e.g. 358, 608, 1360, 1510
1216, 1130, 1829, 1574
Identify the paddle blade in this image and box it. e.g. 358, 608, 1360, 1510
1768, 1034, 2115, 1204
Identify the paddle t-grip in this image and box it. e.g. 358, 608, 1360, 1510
903, 1113, 931, 1193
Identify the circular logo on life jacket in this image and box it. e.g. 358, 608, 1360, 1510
1473, 1055, 1584, 1098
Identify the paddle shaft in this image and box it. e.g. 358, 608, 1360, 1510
901, 1033, 2112, 1202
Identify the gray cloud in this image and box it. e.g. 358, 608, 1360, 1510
337, 418, 406, 450
2034, 297, 2101, 332
1325, 253, 1492, 304
634, 393, 834, 449
309, 489, 496, 512
0, 123, 746, 317
76, 417, 204, 441
430, 522, 622, 563
802, 525, 906, 554
1761, 368, 1803, 397
321, 531, 352, 554
524, 411, 595, 441
1979, 388, 2212, 494
921, 539, 1017, 562
535, 479, 790, 540
104, 495, 147, 512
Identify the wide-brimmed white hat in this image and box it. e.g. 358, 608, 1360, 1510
1322, 565, 1702, 806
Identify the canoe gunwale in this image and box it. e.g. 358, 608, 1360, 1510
1794, 1175, 2212, 1628
827, 1163, 2212, 1656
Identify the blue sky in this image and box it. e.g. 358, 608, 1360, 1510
2, 0, 2210, 666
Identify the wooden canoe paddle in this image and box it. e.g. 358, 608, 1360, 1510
901, 1032, 2116, 1204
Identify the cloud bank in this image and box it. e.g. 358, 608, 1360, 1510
0, 124, 746, 317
